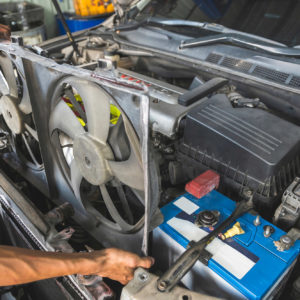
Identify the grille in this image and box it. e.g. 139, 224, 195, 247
205, 53, 300, 89
289, 76, 300, 88
252, 65, 289, 84
220, 57, 252, 73
205, 53, 222, 64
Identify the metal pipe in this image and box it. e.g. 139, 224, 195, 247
50, 0, 81, 57
140, 95, 150, 256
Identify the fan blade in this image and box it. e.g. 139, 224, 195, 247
18, 86, 32, 115
108, 151, 144, 191
123, 116, 142, 166
115, 181, 134, 225
0, 54, 18, 98
99, 184, 134, 232
68, 79, 111, 144
21, 133, 41, 167
0, 68, 9, 96
24, 123, 38, 141
49, 100, 84, 140
65, 88, 87, 124
12, 59, 31, 114
70, 159, 85, 211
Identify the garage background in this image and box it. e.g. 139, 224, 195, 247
0, 0, 74, 38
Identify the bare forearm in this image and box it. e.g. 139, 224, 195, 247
0, 246, 102, 286
0, 246, 154, 286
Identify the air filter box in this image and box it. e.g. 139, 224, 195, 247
152, 191, 300, 299
180, 94, 300, 208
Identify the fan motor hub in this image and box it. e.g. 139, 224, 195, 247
1, 95, 23, 134
73, 133, 114, 186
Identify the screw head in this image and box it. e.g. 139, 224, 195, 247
263, 225, 275, 238
138, 272, 149, 282
281, 235, 292, 245
158, 280, 167, 291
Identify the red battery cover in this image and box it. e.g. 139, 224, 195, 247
185, 170, 220, 199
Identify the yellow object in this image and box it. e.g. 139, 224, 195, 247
64, 94, 120, 127
74, 0, 79, 15
64, 94, 86, 127
73, 0, 114, 16
97, 5, 106, 15
222, 222, 245, 240
106, 3, 114, 13
110, 104, 121, 124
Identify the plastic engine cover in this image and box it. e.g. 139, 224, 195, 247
152, 191, 300, 299
180, 94, 300, 208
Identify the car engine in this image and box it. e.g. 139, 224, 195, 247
0, 13, 299, 300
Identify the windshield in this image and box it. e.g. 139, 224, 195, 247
138, 0, 300, 47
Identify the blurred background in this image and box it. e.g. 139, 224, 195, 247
0, 0, 114, 44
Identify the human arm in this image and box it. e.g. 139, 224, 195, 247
0, 246, 154, 286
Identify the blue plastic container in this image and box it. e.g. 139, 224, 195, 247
56, 13, 106, 34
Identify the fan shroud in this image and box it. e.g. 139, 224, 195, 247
48, 76, 158, 234
0, 51, 43, 171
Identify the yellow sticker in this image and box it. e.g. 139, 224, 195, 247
110, 104, 121, 125
65, 95, 120, 127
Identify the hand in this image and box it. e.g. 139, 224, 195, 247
87, 248, 154, 285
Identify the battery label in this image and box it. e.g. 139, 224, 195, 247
173, 197, 199, 214
167, 216, 257, 279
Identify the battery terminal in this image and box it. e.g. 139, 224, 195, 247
220, 222, 245, 240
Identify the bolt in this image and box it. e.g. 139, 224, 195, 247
264, 226, 271, 237
203, 211, 214, 220
138, 273, 148, 282
253, 215, 261, 226
281, 235, 292, 245
158, 280, 167, 291
164, 147, 174, 154
245, 189, 253, 197
263, 225, 274, 238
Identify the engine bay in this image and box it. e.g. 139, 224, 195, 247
0, 23, 299, 299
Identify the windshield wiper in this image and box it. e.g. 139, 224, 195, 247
180, 33, 300, 57
113, 17, 300, 57
114, 17, 285, 47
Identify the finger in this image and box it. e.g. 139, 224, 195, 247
120, 272, 134, 285
126, 272, 134, 282
137, 256, 155, 269
120, 279, 128, 285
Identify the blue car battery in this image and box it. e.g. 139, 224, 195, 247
152, 191, 300, 299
